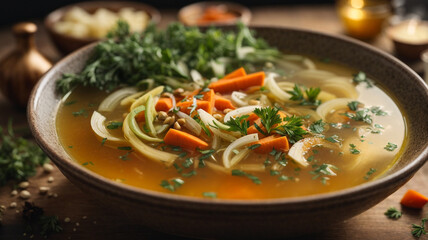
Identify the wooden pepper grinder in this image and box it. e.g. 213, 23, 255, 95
0, 22, 52, 108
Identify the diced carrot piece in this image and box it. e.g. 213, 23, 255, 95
400, 189, 428, 208
208, 71, 265, 93
202, 89, 215, 114
135, 111, 145, 122
250, 135, 289, 154
176, 100, 211, 115
247, 118, 267, 139
214, 95, 236, 110
163, 128, 209, 151
221, 67, 247, 80
155, 98, 173, 112
247, 113, 259, 125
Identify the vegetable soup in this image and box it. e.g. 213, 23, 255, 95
55, 23, 406, 200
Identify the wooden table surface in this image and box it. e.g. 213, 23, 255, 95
1, 5, 428, 240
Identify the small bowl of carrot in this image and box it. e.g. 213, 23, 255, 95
178, 1, 251, 26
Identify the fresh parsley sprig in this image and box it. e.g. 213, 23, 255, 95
287, 84, 321, 106
0, 122, 49, 186
223, 115, 250, 135
384, 207, 402, 219
275, 115, 308, 143
253, 107, 282, 135
412, 218, 427, 238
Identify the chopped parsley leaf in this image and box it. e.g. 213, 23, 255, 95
364, 168, 376, 180
384, 142, 397, 151
411, 218, 427, 238
347, 101, 361, 111
106, 121, 123, 129
349, 144, 360, 154
384, 207, 402, 219
309, 119, 325, 134
202, 192, 217, 198
160, 178, 184, 192
231, 169, 261, 184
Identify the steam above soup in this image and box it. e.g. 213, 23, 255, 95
56, 23, 406, 199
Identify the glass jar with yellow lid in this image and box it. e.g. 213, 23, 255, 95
337, 0, 392, 39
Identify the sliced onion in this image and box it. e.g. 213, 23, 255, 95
231, 91, 248, 107
205, 161, 230, 174
128, 106, 163, 142
223, 134, 259, 169
197, 109, 236, 142
294, 69, 336, 81
224, 105, 261, 122
302, 58, 316, 69
237, 46, 255, 59
176, 111, 202, 136
316, 98, 355, 121
288, 137, 338, 167
123, 112, 176, 166
265, 73, 292, 102
210, 59, 225, 77
190, 69, 204, 87
211, 134, 221, 150
99, 87, 137, 112
90, 111, 127, 145
238, 164, 266, 172
321, 77, 358, 99
173, 60, 189, 77
130, 86, 164, 111
145, 95, 157, 137
230, 148, 251, 167
155, 124, 169, 135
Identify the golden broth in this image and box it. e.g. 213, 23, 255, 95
56, 59, 406, 200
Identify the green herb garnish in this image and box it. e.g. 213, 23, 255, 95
352, 71, 373, 88
231, 169, 261, 184
0, 122, 49, 186
364, 168, 376, 180
106, 121, 123, 129
223, 115, 250, 135
160, 178, 184, 192
384, 207, 402, 219
274, 115, 307, 143
253, 107, 282, 135
202, 192, 217, 198
22, 202, 63, 238
309, 119, 325, 134
57, 22, 280, 94
412, 218, 427, 238
384, 142, 397, 151
349, 144, 360, 154
347, 101, 361, 111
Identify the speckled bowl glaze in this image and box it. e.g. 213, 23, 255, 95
28, 26, 428, 238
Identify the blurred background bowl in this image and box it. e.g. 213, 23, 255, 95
385, 19, 428, 60
178, 1, 251, 26
44, 1, 161, 55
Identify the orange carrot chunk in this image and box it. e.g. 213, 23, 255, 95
214, 95, 236, 110
400, 189, 428, 208
176, 100, 211, 115
208, 71, 265, 93
202, 89, 215, 114
221, 67, 247, 80
247, 118, 266, 139
163, 128, 209, 151
155, 98, 173, 112
251, 135, 289, 154
135, 111, 145, 122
